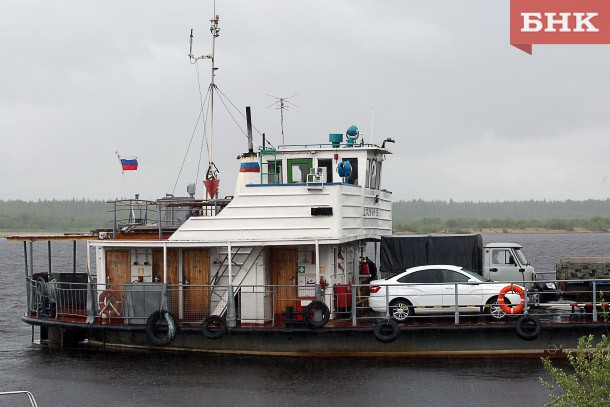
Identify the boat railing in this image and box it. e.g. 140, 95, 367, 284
26, 280, 315, 326
108, 198, 158, 231
28, 275, 90, 320
276, 142, 382, 149
353, 278, 610, 324
0, 391, 39, 407
24, 278, 610, 327
106, 197, 232, 238
156, 196, 232, 225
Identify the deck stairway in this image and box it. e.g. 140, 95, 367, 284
209, 246, 264, 316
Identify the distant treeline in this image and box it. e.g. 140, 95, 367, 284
393, 199, 610, 233
395, 217, 610, 234
0, 199, 110, 232
0, 198, 609, 233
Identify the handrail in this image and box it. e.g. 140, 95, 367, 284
0, 391, 39, 407
22, 276, 610, 328
274, 142, 383, 149
105, 197, 233, 237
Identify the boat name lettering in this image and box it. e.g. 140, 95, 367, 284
363, 207, 379, 217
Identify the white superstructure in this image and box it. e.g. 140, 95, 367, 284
91, 137, 394, 328
170, 143, 392, 244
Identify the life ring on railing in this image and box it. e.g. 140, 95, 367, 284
98, 290, 123, 317
202, 315, 227, 340
515, 315, 541, 341
145, 310, 177, 346
304, 301, 330, 329
374, 319, 400, 343
498, 285, 525, 315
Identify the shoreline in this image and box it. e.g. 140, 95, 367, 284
2, 228, 608, 239
394, 227, 609, 235
0, 231, 93, 238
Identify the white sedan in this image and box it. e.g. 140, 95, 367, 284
368, 265, 525, 321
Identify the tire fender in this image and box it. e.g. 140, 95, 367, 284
515, 315, 541, 341
145, 310, 177, 346
374, 319, 400, 343
202, 315, 227, 340
304, 301, 330, 329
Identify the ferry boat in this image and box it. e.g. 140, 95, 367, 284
12, 134, 610, 359
9, 11, 610, 358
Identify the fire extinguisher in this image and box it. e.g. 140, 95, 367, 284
360, 260, 370, 276
319, 276, 327, 290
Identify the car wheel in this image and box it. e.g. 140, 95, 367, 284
389, 299, 413, 322
486, 296, 511, 320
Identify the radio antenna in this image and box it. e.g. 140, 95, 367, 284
370, 105, 374, 145
266, 94, 298, 145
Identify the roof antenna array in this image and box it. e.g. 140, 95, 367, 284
266, 94, 298, 145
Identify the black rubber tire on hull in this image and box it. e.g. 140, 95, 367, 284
304, 301, 330, 329
202, 315, 227, 340
145, 310, 177, 346
374, 319, 400, 343
515, 315, 542, 341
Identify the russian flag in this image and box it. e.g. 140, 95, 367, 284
239, 162, 260, 173
120, 157, 138, 171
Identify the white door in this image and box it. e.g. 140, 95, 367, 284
441, 269, 483, 312
394, 269, 444, 312
490, 249, 524, 283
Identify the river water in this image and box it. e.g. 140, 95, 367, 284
0, 233, 608, 407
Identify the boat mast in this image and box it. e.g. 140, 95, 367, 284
208, 14, 219, 178
189, 10, 221, 198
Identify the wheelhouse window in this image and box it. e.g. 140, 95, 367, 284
340, 158, 358, 185
287, 158, 312, 183
366, 159, 381, 189
317, 159, 333, 183
267, 160, 282, 184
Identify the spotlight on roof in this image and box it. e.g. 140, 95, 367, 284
381, 138, 395, 149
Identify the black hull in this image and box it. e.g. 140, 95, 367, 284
22, 316, 610, 358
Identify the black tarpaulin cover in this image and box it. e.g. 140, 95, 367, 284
380, 234, 483, 275
380, 235, 428, 274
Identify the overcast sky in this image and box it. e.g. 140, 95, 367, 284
2, 0, 610, 202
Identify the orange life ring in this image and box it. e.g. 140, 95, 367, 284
497, 285, 525, 315
98, 290, 123, 317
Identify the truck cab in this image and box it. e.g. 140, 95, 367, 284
482, 243, 536, 287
